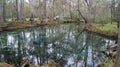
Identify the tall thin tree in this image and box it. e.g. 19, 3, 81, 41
3, 0, 6, 22
16, 0, 19, 20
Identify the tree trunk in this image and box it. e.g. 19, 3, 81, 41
77, 0, 80, 18
0, 0, 3, 21
52, 0, 55, 18
39, 0, 42, 20
77, 10, 87, 24
20, 0, 24, 19
115, 21, 120, 67
86, 0, 92, 28
43, 0, 47, 19
69, 0, 72, 19
3, 0, 6, 22
62, 0, 65, 17
16, 0, 19, 20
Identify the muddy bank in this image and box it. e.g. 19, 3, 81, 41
0, 63, 14, 67
0, 20, 76, 32
0, 58, 61, 67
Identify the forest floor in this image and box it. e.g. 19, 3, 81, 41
85, 23, 118, 40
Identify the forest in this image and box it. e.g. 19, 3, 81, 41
0, 0, 120, 67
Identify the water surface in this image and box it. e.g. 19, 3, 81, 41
0, 23, 115, 67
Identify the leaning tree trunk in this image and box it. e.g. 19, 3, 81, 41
77, 9, 89, 28
77, 0, 92, 29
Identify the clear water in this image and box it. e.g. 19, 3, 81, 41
0, 23, 115, 67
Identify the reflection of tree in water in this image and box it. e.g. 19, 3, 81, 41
28, 27, 48, 65
0, 23, 115, 67
0, 32, 25, 66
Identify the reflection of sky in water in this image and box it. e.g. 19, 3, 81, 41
47, 44, 53, 53
65, 57, 84, 67
8, 35, 14, 44
0, 23, 116, 67
87, 47, 92, 66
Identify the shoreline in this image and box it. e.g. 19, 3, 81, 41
0, 20, 75, 32
0, 21, 118, 40
84, 25, 118, 40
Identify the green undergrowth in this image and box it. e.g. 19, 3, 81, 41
0, 22, 7, 27
92, 23, 118, 35
0, 62, 7, 66
0, 63, 4, 66
7, 22, 24, 27
25, 18, 40, 22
